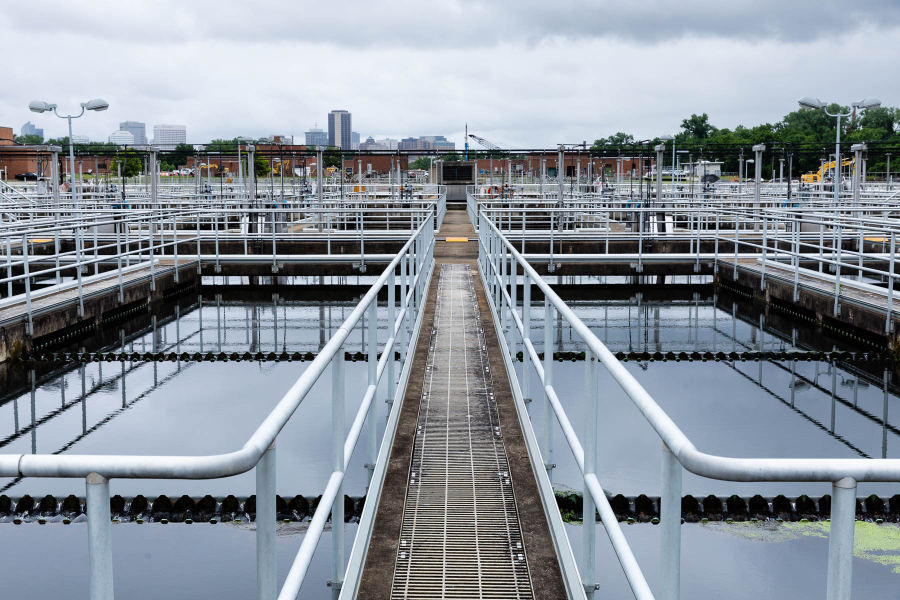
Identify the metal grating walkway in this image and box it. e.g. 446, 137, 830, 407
390, 263, 534, 599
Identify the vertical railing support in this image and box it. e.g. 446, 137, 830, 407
366, 299, 377, 487
22, 234, 34, 335
86, 472, 114, 600
256, 440, 277, 600
522, 270, 532, 411
387, 270, 396, 404
887, 231, 895, 336
543, 299, 554, 478
834, 226, 843, 316
582, 348, 598, 598
660, 442, 683, 600
826, 476, 857, 600
331, 348, 345, 597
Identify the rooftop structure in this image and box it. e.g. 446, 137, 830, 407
305, 127, 327, 147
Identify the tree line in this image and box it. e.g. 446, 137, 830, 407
592, 105, 900, 177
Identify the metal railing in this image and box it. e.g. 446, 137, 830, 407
0, 208, 436, 600
478, 209, 900, 600
474, 202, 900, 331
0, 205, 440, 335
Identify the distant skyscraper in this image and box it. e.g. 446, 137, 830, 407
305, 127, 327, 147
152, 124, 186, 150
327, 110, 352, 150
119, 121, 147, 146
20, 121, 43, 139
351, 131, 360, 150
72, 135, 90, 144
108, 130, 135, 146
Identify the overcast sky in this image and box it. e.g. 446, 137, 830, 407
2, 0, 898, 148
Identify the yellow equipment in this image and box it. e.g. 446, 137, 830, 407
801, 158, 856, 183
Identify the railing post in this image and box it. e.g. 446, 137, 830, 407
400, 251, 408, 362
196, 212, 201, 274
522, 270, 532, 411
501, 238, 508, 331
543, 298, 554, 478
761, 215, 767, 290
826, 476, 857, 600
74, 229, 85, 317
660, 441, 683, 600
509, 254, 517, 360
21, 234, 34, 335
256, 439, 277, 600
173, 214, 179, 283
887, 231, 895, 335
366, 299, 377, 486
6, 236, 12, 298
714, 212, 719, 274
214, 210, 221, 274
149, 217, 156, 291
582, 348, 598, 597
331, 348, 345, 597
834, 226, 843, 316
733, 214, 739, 280
387, 270, 396, 404
86, 472, 114, 600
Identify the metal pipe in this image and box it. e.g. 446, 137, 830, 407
660, 443, 682, 600
826, 477, 857, 600
257, 441, 277, 600
86, 473, 114, 600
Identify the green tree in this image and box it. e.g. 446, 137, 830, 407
161, 143, 196, 171
14, 133, 44, 145
111, 151, 142, 178
410, 157, 431, 170
254, 153, 271, 177
321, 147, 342, 169
680, 113, 717, 140
591, 132, 634, 149
207, 138, 239, 153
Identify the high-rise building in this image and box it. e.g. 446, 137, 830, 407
305, 127, 327, 147
119, 121, 147, 146
108, 130, 135, 146
72, 135, 90, 144
152, 124, 186, 150
376, 138, 399, 150
351, 132, 360, 150
20, 121, 43, 139
327, 110, 352, 150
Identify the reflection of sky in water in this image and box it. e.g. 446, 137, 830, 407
0, 520, 357, 600
2, 295, 897, 499
0, 299, 397, 497
1, 292, 900, 596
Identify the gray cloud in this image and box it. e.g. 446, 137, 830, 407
4, 0, 898, 46
1, 2, 897, 147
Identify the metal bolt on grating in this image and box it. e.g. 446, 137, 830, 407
390, 263, 534, 599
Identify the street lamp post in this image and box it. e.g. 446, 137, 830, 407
799, 96, 881, 206
29, 99, 109, 199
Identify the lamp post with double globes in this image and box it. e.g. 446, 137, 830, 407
798, 96, 880, 206
29, 98, 109, 197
